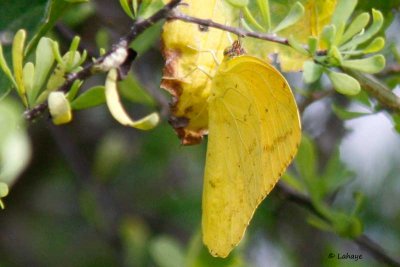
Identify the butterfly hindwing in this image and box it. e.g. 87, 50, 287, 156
203, 55, 301, 258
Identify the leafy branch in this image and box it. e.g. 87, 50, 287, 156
278, 182, 400, 267
23, 0, 182, 122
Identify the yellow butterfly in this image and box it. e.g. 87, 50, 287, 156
202, 41, 301, 257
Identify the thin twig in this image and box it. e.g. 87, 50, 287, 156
167, 11, 290, 46
23, 0, 183, 122
277, 182, 400, 267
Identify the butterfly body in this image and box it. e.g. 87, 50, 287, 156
203, 54, 301, 258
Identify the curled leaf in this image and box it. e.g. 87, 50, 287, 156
12, 29, 27, 106
48, 91, 73, 125
105, 69, 159, 130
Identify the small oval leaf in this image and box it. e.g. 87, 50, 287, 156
71, 86, 106, 110
31, 37, 55, 104
341, 55, 385, 74
303, 61, 323, 83
363, 37, 385, 54
327, 70, 361, 95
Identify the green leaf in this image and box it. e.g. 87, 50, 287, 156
341, 55, 385, 74
340, 9, 384, 50
308, 36, 318, 55
30, 37, 55, 104
0, 44, 17, 89
392, 114, 400, 134
351, 192, 364, 216
281, 172, 306, 194
119, 74, 155, 106
340, 12, 370, 45
71, 86, 106, 110
0, 183, 8, 209
226, 0, 248, 8
320, 25, 336, 50
26, 0, 89, 54
288, 35, 308, 55
362, 37, 385, 54
130, 22, 163, 55
256, 0, 271, 31
66, 80, 83, 101
120, 0, 135, 19
12, 29, 27, 105
273, 2, 304, 33
120, 217, 150, 267
328, 45, 343, 65
332, 213, 363, 238
242, 6, 265, 32
66, 36, 81, 70
307, 215, 333, 232
350, 90, 371, 107
331, 0, 357, 28
137, 0, 164, 19
150, 236, 185, 267
303, 61, 323, 84
23, 62, 35, 95
0, 183, 9, 198
295, 135, 317, 182
331, 104, 371, 120
322, 147, 353, 193
326, 70, 360, 95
